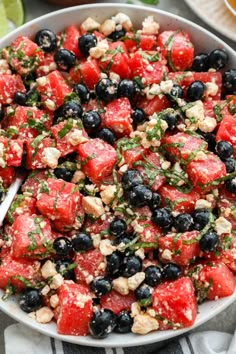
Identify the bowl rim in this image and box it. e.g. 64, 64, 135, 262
0, 2, 236, 348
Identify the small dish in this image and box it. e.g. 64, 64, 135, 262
224, 0, 236, 16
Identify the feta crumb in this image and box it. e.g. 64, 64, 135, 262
100, 185, 117, 205
161, 249, 173, 261
112, 277, 129, 295
68, 130, 88, 146
50, 273, 64, 290
205, 82, 218, 96
42, 147, 61, 169
100, 19, 116, 36
142, 16, 160, 35
128, 272, 145, 291
215, 216, 232, 235
41, 260, 57, 279
135, 248, 145, 260
92, 234, 101, 248
186, 100, 205, 125
35, 307, 54, 324
111, 13, 132, 31
80, 17, 100, 32
131, 302, 141, 317
198, 116, 217, 133
71, 170, 85, 184
50, 294, 59, 308
109, 72, 120, 82
75, 293, 91, 308
195, 199, 212, 209
0, 59, 11, 74
160, 80, 174, 94
36, 76, 47, 86
99, 239, 116, 256
44, 99, 56, 111
132, 314, 159, 334
41, 285, 50, 296
82, 196, 105, 217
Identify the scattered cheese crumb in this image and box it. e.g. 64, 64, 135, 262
35, 307, 54, 324
41, 260, 57, 279
142, 16, 160, 35
99, 239, 116, 256
215, 216, 232, 235
112, 277, 129, 295
128, 272, 145, 291
132, 314, 159, 334
82, 196, 105, 217
41, 147, 61, 169
80, 17, 100, 32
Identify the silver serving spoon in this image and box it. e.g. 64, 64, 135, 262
0, 171, 25, 226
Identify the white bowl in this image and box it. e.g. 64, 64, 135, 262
0, 3, 236, 348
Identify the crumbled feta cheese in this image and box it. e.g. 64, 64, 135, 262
80, 17, 100, 32
41, 285, 50, 296
89, 39, 109, 59
144, 84, 161, 100
185, 100, 205, 126
75, 293, 91, 308
112, 277, 129, 295
160, 80, 174, 94
111, 13, 132, 31
132, 314, 159, 334
35, 307, 54, 324
0, 59, 11, 74
36, 76, 47, 86
50, 273, 64, 290
109, 72, 120, 82
161, 249, 173, 261
82, 196, 105, 217
205, 82, 219, 96
215, 216, 232, 235
135, 248, 145, 260
198, 116, 217, 133
50, 294, 59, 308
41, 260, 57, 279
41, 147, 61, 169
99, 239, 116, 256
195, 199, 212, 209
100, 185, 117, 205
128, 272, 145, 291
68, 130, 88, 146
142, 16, 160, 35
71, 170, 85, 184
161, 160, 171, 170
131, 302, 141, 317
100, 19, 116, 36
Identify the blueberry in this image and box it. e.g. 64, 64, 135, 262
199, 231, 219, 252
209, 49, 229, 70
53, 237, 72, 257
135, 284, 151, 300
167, 84, 183, 105
114, 233, 134, 246
78, 33, 97, 56
150, 192, 161, 211
106, 251, 123, 276
161, 111, 178, 130
13, 91, 27, 105
82, 110, 101, 130
192, 53, 209, 72
96, 128, 116, 145
54, 167, 74, 182
162, 263, 181, 281
110, 218, 127, 237
131, 108, 146, 126
115, 310, 133, 333
73, 84, 90, 103
200, 132, 216, 152
55, 259, 76, 280
122, 255, 142, 277
61, 101, 83, 120
225, 177, 236, 194
128, 185, 153, 208
187, 80, 205, 101
54, 49, 76, 71
224, 158, 235, 173
89, 309, 116, 338
121, 169, 143, 191
35, 29, 57, 53
19, 288, 42, 313
71, 232, 93, 251
144, 265, 162, 286
216, 140, 234, 160
90, 276, 112, 296
117, 79, 136, 100
152, 208, 173, 228
108, 29, 126, 41
95, 78, 117, 102
222, 69, 236, 95
192, 209, 210, 231
174, 213, 193, 232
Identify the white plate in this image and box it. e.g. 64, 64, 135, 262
184, 0, 236, 41
0, 3, 236, 347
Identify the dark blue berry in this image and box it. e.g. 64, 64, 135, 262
131, 108, 146, 126
90, 277, 112, 296
115, 310, 133, 333
96, 128, 116, 145
224, 158, 235, 173
55, 259, 75, 280
216, 140, 234, 160
106, 251, 123, 276
95, 78, 117, 102
121, 169, 143, 191
144, 265, 162, 287
118, 79, 136, 100
78, 33, 97, 56
187, 80, 205, 101
108, 29, 126, 41
54, 167, 74, 182
152, 208, 173, 228
13, 91, 27, 105
82, 110, 101, 130
192, 209, 210, 231
53, 237, 72, 257
135, 284, 151, 300
89, 309, 116, 338
162, 263, 181, 281
54, 49, 76, 71
73, 84, 90, 103
174, 213, 193, 232
128, 185, 153, 208
110, 218, 127, 237
225, 177, 236, 194
122, 255, 142, 277
223, 69, 236, 95
199, 231, 219, 252
209, 49, 229, 70
192, 53, 209, 72
35, 29, 57, 52
71, 232, 93, 251
19, 288, 42, 313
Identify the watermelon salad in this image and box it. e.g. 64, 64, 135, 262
0, 12, 235, 338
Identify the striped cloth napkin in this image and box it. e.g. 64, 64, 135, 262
4, 323, 236, 354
